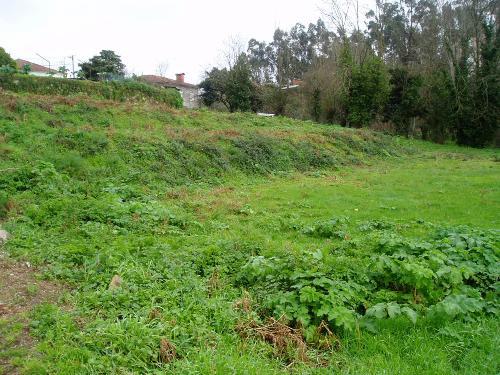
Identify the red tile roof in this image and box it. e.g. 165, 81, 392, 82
15, 59, 59, 74
140, 75, 197, 89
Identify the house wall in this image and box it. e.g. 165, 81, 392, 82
179, 87, 200, 109
29, 72, 64, 78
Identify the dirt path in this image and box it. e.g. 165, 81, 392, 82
0, 252, 66, 374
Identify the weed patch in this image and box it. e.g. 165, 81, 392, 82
239, 225, 499, 339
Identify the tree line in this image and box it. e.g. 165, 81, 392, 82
200, 0, 499, 147
0, 48, 126, 80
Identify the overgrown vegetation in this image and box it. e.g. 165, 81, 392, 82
0, 74, 183, 107
0, 91, 498, 373
240, 224, 499, 335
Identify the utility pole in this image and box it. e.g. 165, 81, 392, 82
36, 53, 51, 72
68, 55, 75, 78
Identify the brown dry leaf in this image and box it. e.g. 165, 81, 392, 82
234, 291, 252, 313
148, 308, 162, 321
108, 275, 122, 290
236, 317, 308, 363
159, 338, 176, 363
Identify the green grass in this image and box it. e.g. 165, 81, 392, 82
0, 319, 30, 370
0, 91, 498, 374
223, 157, 499, 233
0, 73, 183, 107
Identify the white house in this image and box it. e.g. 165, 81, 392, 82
15, 59, 64, 78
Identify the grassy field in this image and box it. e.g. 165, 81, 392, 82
0, 91, 498, 374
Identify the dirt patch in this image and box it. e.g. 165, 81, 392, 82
0, 252, 66, 374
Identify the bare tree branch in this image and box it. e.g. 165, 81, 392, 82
156, 61, 169, 77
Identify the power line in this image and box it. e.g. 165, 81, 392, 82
36, 53, 51, 72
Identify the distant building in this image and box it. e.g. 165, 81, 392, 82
281, 79, 304, 90
15, 59, 64, 78
140, 73, 199, 109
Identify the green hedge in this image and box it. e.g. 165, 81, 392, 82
0, 74, 183, 108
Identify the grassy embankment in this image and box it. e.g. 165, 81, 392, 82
0, 88, 498, 374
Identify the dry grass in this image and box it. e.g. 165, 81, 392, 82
234, 291, 252, 314
165, 187, 190, 200
207, 271, 222, 297
147, 308, 162, 321
159, 338, 176, 363
108, 275, 123, 290
236, 317, 309, 363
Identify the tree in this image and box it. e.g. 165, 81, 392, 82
222, 0, 498, 146
225, 54, 257, 112
58, 66, 69, 78
0, 47, 16, 69
221, 36, 246, 69
156, 61, 169, 77
321, 0, 356, 37
200, 54, 258, 112
421, 69, 455, 143
200, 68, 230, 108
385, 67, 423, 136
247, 20, 335, 86
455, 19, 499, 147
78, 50, 125, 81
303, 59, 341, 123
22, 64, 31, 74
248, 38, 274, 84
347, 55, 390, 127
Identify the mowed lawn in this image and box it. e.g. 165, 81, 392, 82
252, 156, 499, 227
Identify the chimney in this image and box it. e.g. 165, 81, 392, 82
175, 73, 185, 83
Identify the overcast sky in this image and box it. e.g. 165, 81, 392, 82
1, 0, 337, 83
